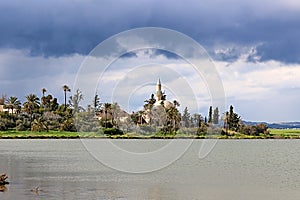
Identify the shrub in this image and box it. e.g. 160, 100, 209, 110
0, 121, 7, 131
256, 123, 269, 134
31, 118, 48, 132
99, 119, 114, 128
240, 125, 258, 136
103, 128, 123, 135
239, 123, 269, 136
60, 118, 77, 132
138, 125, 156, 135
16, 124, 27, 131
78, 124, 99, 132
0, 113, 16, 129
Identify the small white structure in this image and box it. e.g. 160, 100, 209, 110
0, 105, 16, 114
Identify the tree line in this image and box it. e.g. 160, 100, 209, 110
0, 87, 269, 136
178, 105, 268, 136
0, 86, 83, 132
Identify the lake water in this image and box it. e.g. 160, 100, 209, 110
0, 139, 300, 200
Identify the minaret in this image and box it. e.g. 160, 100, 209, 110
156, 78, 163, 101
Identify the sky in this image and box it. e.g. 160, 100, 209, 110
0, 0, 300, 122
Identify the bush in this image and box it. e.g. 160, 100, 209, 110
0, 113, 16, 129
75, 112, 100, 132
16, 113, 31, 130
31, 118, 48, 132
0, 121, 7, 131
60, 118, 77, 132
99, 119, 114, 128
78, 124, 99, 132
103, 128, 123, 135
43, 112, 62, 130
256, 123, 269, 134
239, 123, 269, 136
138, 125, 156, 135
16, 124, 27, 131
240, 125, 258, 136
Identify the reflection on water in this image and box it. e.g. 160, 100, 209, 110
0, 139, 300, 200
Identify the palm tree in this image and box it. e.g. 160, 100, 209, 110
42, 94, 53, 110
173, 100, 180, 108
31, 117, 48, 132
23, 94, 40, 128
62, 85, 71, 110
41, 88, 47, 108
5, 96, 21, 114
144, 94, 156, 110
23, 94, 40, 115
42, 88, 47, 97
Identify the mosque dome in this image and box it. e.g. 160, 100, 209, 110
163, 100, 174, 109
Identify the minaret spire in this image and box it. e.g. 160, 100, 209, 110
156, 78, 163, 101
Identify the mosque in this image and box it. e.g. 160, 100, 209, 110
96, 78, 178, 127
142, 78, 176, 125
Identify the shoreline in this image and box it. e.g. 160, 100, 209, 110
1, 135, 300, 139
1, 129, 300, 139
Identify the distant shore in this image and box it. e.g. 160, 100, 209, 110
0, 129, 300, 139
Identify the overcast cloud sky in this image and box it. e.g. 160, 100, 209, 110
0, 0, 300, 122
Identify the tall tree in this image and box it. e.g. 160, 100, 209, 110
93, 93, 102, 112
69, 89, 84, 113
182, 107, 191, 127
41, 88, 47, 108
42, 88, 47, 97
229, 105, 234, 123
50, 98, 59, 111
103, 103, 112, 128
192, 113, 203, 128
144, 94, 156, 110
23, 94, 40, 115
62, 85, 71, 110
5, 96, 21, 114
224, 111, 229, 133
111, 102, 121, 125
208, 106, 213, 124
166, 106, 181, 132
41, 94, 53, 110
228, 105, 240, 131
213, 107, 219, 124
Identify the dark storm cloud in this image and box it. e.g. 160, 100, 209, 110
0, 0, 299, 63
120, 50, 178, 59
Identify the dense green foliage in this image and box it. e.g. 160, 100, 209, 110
103, 128, 124, 135
0, 87, 296, 139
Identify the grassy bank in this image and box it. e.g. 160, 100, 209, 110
0, 130, 98, 139
0, 129, 300, 139
268, 128, 300, 139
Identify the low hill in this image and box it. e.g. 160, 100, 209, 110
243, 121, 300, 129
